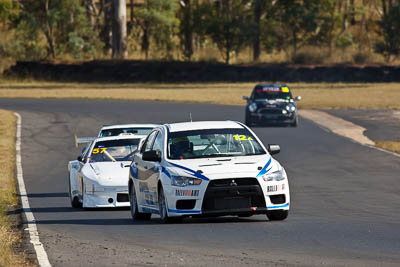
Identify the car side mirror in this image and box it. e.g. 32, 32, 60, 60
242, 96, 249, 101
77, 156, 83, 162
267, 144, 280, 155
295, 96, 302, 101
142, 150, 161, 162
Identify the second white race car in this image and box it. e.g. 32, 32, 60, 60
74, 123, 159, 148
68, 135, 146, 208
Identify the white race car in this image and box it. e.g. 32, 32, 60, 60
128, 121, 290, 222
98, 124, 159, 137
68, 135, 146, 208
74, 123, 159, 147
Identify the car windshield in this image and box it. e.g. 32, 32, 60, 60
89, 139, 140, 162
100, 127, 154, 137
167, 128, 266, 160
252, 86, 292, 100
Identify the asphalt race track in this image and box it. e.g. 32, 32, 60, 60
1, 98, 400, 266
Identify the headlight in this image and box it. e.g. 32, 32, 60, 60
248, 103, 258, 113
285, 104, 296, 112
171, 176, 202, 187
86, 183, 105, 194
261, 168, 286, 182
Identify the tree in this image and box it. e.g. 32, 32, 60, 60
273, 0, 330, 58
252, 0, 261, 61
12, 0, 102, 59
203, 0, 252, 64
375, 0, 400, 62
0, 0, 13, 25
135, 0, 179, 59
112, 0, 128, 58
178, 0, 193, 61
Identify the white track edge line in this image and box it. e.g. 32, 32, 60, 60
14, 112, 52, 267
364, 144, 400, 158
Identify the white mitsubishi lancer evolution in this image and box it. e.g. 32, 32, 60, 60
68, 135, 146, 208
128, 121, 290, 223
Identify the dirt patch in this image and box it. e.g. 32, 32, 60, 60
7, 204, 38, 266
4, 60, 400, 82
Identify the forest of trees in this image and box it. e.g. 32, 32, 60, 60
0, 0, 400, 64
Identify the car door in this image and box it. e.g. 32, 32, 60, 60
146, 131, 163, 207
78, 142, 92, 198
134, 131, 158, 207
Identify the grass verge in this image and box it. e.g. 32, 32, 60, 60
375, 141, 400, 154
0, 110, 30, 266
0, 81, 400, 109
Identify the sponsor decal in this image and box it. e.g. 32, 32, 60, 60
168, 162, 210, 181
262, 87, 281, 92
144, 192, 155, 205
267, 184, 285, 192
256, 158, 272, 178
176, 189, 199, 197
256, 87, 290, 93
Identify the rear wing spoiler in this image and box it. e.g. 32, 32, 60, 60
74, 135, 95, 148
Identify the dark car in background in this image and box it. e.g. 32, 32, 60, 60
243, 84, 301, 127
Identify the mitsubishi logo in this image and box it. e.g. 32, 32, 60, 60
230, 179, 238, 186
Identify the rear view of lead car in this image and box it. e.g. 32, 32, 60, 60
128, 121, 290, 223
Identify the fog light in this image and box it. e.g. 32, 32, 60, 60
108, 198, 113, 203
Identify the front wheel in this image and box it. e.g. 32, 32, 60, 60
158, 186, 176, 224
266, 210, 288, 221
245, 113, 253, 127
69, 174, 82, 208
129, 183, 151, 221
290, 116, 298, 127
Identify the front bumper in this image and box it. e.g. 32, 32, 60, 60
165, 178, 289, 217
249, 111, 296, 124
83, 187, 130, 208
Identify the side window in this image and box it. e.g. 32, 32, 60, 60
142, 131, 157, 153
82, 142, 93, 162
152, 132, 163, 154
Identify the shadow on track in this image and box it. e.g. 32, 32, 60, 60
30, 215, 269, 226
27, 192, 69, 198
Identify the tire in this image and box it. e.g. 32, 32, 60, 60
245, 113, 253, 127
158, 186, 175, 224
290, 116, 298, 127
68, 173, 82, 208
266, 210, 288, 221
129, 182, 151, 221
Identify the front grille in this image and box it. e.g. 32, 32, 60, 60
176, 200, 196, 210
209, 178, 259, 187
117, 193, 129, 202
270, 194, 286, 204
258, 109, 282, 115
202, 178, 265, 211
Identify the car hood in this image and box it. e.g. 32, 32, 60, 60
165, 155, 280, 180
82, 162, 130, 186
